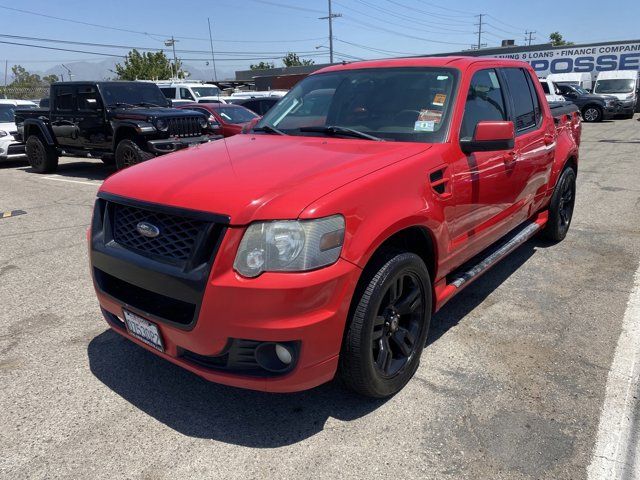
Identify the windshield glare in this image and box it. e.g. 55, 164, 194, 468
101, 83, 169, 106
594, 79, 636, 94
257, 67, 458, 143
192, 86, 221, 97
215, 106, 259, 124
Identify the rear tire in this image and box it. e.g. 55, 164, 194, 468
542, 166, 576, 242
339, 251, 432, 398
25, 135, 59, 173
115, 139, 154, 170
581, 106, 602, 122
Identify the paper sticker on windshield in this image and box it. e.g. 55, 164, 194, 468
433, 94, 447, 106
417, 109, 443, 124
414, 120, 435, 132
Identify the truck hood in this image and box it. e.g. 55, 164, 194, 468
110, 106, 204, 119
100, 135, 432, 225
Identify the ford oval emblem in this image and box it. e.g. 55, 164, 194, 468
136, 221, 160, 238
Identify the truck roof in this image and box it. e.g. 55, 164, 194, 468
50, 81, 154, 86
313, 56, 532, 75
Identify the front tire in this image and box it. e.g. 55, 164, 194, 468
25, 135, 59, 173
581, 106, 602, 122
339, 251, 432, 398
115, 139, 154, 170
542, 166, 576, 242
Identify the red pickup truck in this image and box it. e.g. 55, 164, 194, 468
90, 57, 581, 398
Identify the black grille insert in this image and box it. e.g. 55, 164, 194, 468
168, 116, 201, 137
112, 204, 205, 263
94, 268, 195, 325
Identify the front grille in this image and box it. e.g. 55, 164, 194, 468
167, 116, 201, 137
113, 204, 205, 263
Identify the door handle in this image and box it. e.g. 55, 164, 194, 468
544, 133, 554, 146
503, 151, 516, 166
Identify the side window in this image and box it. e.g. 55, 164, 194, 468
460, 69, 507, 140
55, 87, 75, 111
180, 88, 195, 101
540, 81, 550, 95
77, 86, 102, 111
502, 68, 537, 132
524, 72, 542, 125
160, 87, 176, 99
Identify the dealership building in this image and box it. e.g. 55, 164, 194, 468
236, 38, 640, 89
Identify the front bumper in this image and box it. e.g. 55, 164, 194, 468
146, 134, 219, 154
0, 137, 26, 160
92, 225, 362, 393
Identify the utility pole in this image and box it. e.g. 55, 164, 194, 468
475, 14, 485, 50
524, 31, 536, 46
207, 18, 218, 83
164, 37, 179, 79
4, 60, 7, 87
319, 0, 341, 64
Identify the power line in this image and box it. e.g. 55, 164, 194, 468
245, 0, 324, 14
341, 18, 470, 46
335, 39, 424, 56
525, 31, 537, 46
352, 0, 473, 27
385, 0, 475, 19
0, 40, 125, 58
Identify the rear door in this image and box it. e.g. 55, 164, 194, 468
50, 85, 80, 148
500, 67, 554, 214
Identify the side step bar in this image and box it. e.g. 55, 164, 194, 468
447, 221, 543, 290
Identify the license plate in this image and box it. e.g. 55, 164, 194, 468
123, 310, 164, 352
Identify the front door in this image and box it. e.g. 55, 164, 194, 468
448, 67, 529, 263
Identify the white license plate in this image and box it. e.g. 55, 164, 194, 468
123, 310, 164, 352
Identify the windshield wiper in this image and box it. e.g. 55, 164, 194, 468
108, 102, 136, 108
298, 125, 385, 141
137, 102, 162, 107
253, 124, 286, 136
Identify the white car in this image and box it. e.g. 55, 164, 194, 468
0, 100, 38, 161
155, 81, 227, 104
538, 78, 566, 103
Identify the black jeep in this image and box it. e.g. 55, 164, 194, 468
14, 81, 215, 172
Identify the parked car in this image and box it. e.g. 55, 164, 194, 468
538, 77, 565, 103
14, 81, 213, 172
593, 71, 638, 118
231, 97, 279, 115
89, 57, 581, 398
547, 73, 593, 92
556, 84, 620, 122
177, 103, 259, 137
0, 100, 37, 161
39, 97, 50, 108
156, 81, 224, 104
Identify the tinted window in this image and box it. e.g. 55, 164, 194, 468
240, 100, 260, 113
540, 81, 550, 94
460, 69, 507, 140
503, 68, 537, 131
101, 83, 168, 107
77, 86, 102, 111
180, 88, 195, 101
0, 104, 15, 122
524, 72, 541, 125
55, 87, 75, 111
160, 87, 176, 98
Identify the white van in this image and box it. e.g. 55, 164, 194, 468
547, 73, 592, 92
156, 81, 226, 104
593, 71, 638, 118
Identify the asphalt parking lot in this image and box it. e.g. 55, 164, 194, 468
1, 117, 639, 479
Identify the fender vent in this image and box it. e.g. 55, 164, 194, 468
429, 166, 451, 197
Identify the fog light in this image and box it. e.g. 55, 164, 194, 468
275, 343, 292, 365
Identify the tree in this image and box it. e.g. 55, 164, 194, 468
549, 32, 574, 47
250, 61, 276, 71
9, 65, 58, 87
115, 49, 185, 80
282, 52, 315, 67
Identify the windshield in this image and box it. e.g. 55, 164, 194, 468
257, 67, 459, 143
101, 83, 169, 107
215, 106, 259, 124
0, 104, 15, 122
594, 79, 636, 94
192, 86, 221, 98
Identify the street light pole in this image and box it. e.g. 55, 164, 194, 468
165, 37, 179, 79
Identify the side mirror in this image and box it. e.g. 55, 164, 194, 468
242, 117, 261, 133
460, 121, 515, 153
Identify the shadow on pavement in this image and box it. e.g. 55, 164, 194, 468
88, 238, 544, 445
18, 159, 116, 181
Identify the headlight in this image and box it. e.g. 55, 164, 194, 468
0, 130, 7, 138
605, 98, 613, 105
234, 215, 345, 277
155, 118, 168, 131
198, 116, 208, 129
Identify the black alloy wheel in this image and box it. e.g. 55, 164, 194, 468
372, 272, 425, 378
25, 135, 58, 173
542, 166, 576, 242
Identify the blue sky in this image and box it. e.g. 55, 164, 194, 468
0, 0, 639, 80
